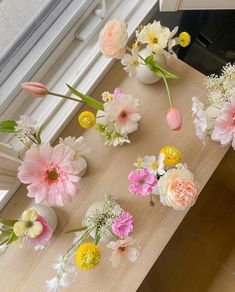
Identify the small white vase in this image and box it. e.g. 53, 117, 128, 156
31, 204, 57, 232
135, 48, 167, 84
85, 201, 113, 242
76, 156, 87, 178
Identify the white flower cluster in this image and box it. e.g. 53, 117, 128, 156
192, 63, 235, 144
46, 252, 77, 292
205, 63, 235, 107
83, 195, 123, 238
96, 91, 141, 147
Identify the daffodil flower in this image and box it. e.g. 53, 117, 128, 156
13, 209, 43, 239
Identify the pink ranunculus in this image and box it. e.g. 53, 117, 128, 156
18, 143, 80, 206
128, 168, 157, 196
21, 82, 48, 97
99, 19, 128, 59
211, 96, 235, 149
26, 215, 52, 246
112, 211, 133, 238
166, 108, 182, 131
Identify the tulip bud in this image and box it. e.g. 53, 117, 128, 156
166, 108, 182, 131
21, 82, 48, 97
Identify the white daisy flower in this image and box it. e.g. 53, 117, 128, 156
121, 49, 140, 77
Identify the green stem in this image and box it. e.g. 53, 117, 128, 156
109, 228, 119, 240
48, 91, 85, 104
162, 76, 173, 108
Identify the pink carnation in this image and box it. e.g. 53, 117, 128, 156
128, 168, 157, 196
18, 143, 80, 206
211, 96, 235, 149
27, 215, 52, 246
112, 211, 133, 238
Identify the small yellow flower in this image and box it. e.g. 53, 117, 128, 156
136, 157, 143, 168
13, 209, 43, 238
151, 161, 157, 170
78, 111, 96, 128
76, 242, 101, 270
179, 32, 191, 47
102, 91, 114, 102
160, 146, 181, 166
132, 42, 140, 50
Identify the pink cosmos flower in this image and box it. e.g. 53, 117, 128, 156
18, 143, 80, 206
107, 237, 140, 268
27, 215, 53, 246
112, 211, 133, 238
211, 96, 235, 149
104, 94, 141, 135
128, 168, 157, 196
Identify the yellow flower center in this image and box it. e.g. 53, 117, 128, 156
25, 221, 33, 228
137, 158, 143, 168
151, 161, 157, 170
47, 170, 59, 181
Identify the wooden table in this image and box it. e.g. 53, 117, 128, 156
0, 57, 229, 292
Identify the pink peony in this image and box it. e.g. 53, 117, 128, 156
18, 143, 80, 206
211, 96, 235, 149
128, 168, 157, 196
27, 215, 52, 246
99, 19, 128, 59
112, 211, 133, 238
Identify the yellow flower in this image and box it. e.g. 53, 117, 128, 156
132, 42, 140, 50
102, 91, 114, 102
78, 111, 96, 128
179, 32, 191, 47
76, 242, 101, 270
13, 209, 43, 238
160, 146, 181, 166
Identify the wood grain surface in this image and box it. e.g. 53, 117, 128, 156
0, 56, 229, 292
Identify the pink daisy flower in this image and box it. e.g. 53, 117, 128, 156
18, 143, 80, 206
128, 168, 157, 196
112, 211, 133, 238
211, 96, 235, 149
27, 215, 53, 246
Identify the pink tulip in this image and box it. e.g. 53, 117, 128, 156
21, 82, 48, 97
166, 108, 182, 131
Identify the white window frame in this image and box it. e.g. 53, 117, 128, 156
0, 0, 159, 210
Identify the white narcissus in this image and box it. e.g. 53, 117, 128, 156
121, 49, 140, 77
137, 20, 171, 53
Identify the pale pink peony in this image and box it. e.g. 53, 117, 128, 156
107, 237, 140, 267
18, 143, 80, 206
99, 19, 128, 59
104, 94, 141, 135
211, 96, 235, 149
27, 215, 52, 246
112, 211, 133, 238
128, 168, 157, 196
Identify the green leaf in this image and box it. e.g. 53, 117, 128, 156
65, 226, 87, 234
6, 232, 18, 245
35, 127, 42, 144
0, 219, 18, 226
95, 227, 101, 245
66, 84, 104, 111
144, 55, 178, 79
0, 120, 17, 133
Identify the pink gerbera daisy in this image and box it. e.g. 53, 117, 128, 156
128, 168, 157, 196
211, 95, 235, 149
18, 143, 80, 206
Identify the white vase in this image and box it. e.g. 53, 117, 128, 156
76, 156, 87, 178
85, 201, 113, 242
135, 48, 167, 84
31, 204, 57, 232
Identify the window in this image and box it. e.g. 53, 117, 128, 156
0, 0, 159, 210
